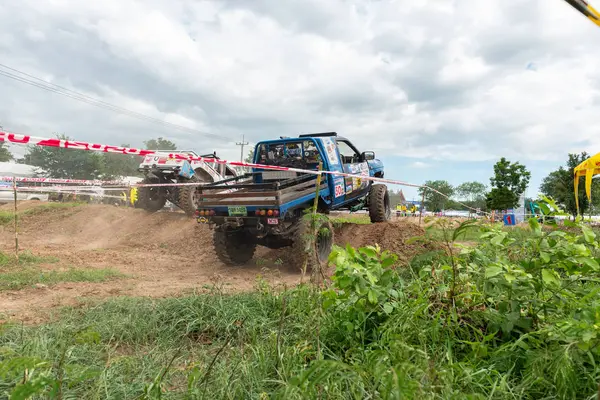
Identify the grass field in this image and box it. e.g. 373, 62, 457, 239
0, 251, 125, 291
1, 213, 600, 398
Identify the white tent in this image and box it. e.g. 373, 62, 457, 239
0, 162, 42, 178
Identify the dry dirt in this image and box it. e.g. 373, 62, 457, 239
0, 203, 428, 323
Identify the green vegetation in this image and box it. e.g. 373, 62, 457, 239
2, 200, 600, 398
0, 142, 12, 162
330, 213, 371, 226
0, 251, 124, 291
0, 202, 83, 225
0, 267, 125, 291
486, 157, 531, 211
419, 179, 454, 212
541, 152, 600, 217
0, 251, 59, 267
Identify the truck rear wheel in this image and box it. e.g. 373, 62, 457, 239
178, 170, 212, 216
214, 227, 256, 266
368, 184, 391, 223
292, 216, 334, 272
138, 179, 167, 212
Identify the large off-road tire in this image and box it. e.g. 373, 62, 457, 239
178, 171, 213, 216
368, 184, 391, 223
213, 227, 257, 266
138, 179, 167, 212
291, 215, 334, 272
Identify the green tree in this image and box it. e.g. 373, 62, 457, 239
486, 157, 531, 211
144, 137, 177, 151
455, 181, 487, 211
101, 143, 142, 179
244, 148, 254, 163
418, 180, 454, 212
24, 133, 105, 179
0, 142, 12, 162
540, 152, 600, 217
455, 181, 486, 201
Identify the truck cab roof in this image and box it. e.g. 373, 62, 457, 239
275, 131, 349, 141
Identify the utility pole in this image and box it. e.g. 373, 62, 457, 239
236, 134, 249, 162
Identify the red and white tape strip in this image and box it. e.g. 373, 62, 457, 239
0, 176, 122, 185
0, 130, 421, 186
0, 130, 485, 214
10, 187, 125, 200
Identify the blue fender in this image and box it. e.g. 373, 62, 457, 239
367, 159, 384, 177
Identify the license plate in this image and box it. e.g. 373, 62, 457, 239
267, 218, 279, 225
227, 206, 247, 216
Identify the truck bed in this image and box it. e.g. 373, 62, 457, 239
197, 172, 328, 207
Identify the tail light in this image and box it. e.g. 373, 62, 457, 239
197, 209, 215, 216
255, 209, 280, 217
194, 210, 200, 217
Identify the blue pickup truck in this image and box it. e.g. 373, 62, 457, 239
195, 132, 390, 269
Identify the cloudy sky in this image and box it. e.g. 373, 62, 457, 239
0, 0, 599, 200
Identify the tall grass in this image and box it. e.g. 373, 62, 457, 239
1, 216, 600, 398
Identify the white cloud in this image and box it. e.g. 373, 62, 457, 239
0, 0, 598, 177
410, 161, 429, 169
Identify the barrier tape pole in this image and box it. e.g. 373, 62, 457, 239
0, 130, 488, 216
13, 176, 18, 260
419, 189, 425, 225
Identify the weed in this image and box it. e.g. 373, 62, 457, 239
0, 202, 84, 226
330, 213, 371, 226
0, 267, 126, 291
0, 251, 59, 267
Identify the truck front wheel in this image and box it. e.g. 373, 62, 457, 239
138, 179, 167, 212
213, 227, 257, 266
292, 216, 334, 272
368, 184, 391, 223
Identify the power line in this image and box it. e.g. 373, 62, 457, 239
0, 63, 231, 142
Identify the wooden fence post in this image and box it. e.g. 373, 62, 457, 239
419, 189, 425, 225
13, 176, 19, 260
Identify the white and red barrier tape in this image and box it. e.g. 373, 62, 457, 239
0, 130, 486, 214
0, 176, 123, 185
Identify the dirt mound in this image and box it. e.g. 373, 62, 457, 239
0, 200, 47, 212
0, 204, 437, 322
0, 204, 431, 263
0, 204, 215, 258
334, 220, 429, 263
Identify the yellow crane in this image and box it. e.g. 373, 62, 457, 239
563, 0, 600, 26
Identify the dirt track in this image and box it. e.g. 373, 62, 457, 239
0, 203, 427, 323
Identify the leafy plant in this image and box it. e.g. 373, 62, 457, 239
322, 244, 400, 347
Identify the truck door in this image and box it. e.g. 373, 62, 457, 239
335, 139, 370, 200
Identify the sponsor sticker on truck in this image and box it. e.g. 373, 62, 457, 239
321, 137, 340, 167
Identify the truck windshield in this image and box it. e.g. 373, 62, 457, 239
256, 140, 322, 169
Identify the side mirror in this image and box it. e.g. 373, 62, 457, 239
362, 151, 375, 161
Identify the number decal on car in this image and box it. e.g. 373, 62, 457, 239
334, 184, 345, 197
